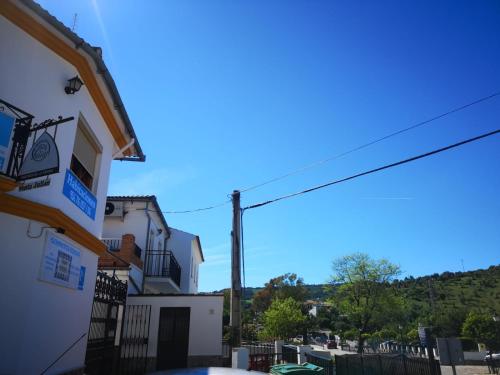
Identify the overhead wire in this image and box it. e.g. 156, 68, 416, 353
243, 128, 500, 211
139, 91, 500, 215
240, 91, 500, 193
157, 199, 231, 214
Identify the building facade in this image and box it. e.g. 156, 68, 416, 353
100, 195, 204, 294
99, 195, 223, 370
0, 1, 144, 373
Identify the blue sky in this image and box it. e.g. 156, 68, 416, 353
39, 0, 500, 292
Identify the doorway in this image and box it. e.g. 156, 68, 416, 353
157, 307, 191, 369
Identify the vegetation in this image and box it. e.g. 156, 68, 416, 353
217, 263, 500, 346
328, 253, 403, 352
462, 311, 500, 351
260, 298, 306, 340
251, 273, 308, 313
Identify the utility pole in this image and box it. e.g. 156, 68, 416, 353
230, 190, 242, 347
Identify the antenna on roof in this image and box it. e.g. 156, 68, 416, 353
71, 13, 78, 32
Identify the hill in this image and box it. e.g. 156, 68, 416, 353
218, 265, 500, 315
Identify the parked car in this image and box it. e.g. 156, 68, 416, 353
327, 340, 337, 349
484, 353, 500, 360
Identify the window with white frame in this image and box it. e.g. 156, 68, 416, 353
70, 118, 101, 191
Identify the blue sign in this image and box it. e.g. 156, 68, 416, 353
62, 169, 97, 220
0, 112, 15, 173
78, 266, 86, 290
0, 112, 14, 147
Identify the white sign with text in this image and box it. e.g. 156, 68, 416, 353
39, 232, 81, 289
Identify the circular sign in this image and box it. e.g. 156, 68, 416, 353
31, 140, 51, 161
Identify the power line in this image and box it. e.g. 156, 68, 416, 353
243, 128, 500, 211
240, 91, 500, 193
158, 199, 231, 214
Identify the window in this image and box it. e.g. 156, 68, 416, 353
71, 119, 100, 191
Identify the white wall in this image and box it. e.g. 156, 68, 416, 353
126, 295, 223, 358
103, 200, 167, 260
0, 15, 117, 238
0, 213, 98, 375
104, 212, 204, 294
168, 228, 197, 293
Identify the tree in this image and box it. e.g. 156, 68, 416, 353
252, 273, 308, 313
260, 297, 306, 340
328, 253, 402, 353
462, 312, 500, 351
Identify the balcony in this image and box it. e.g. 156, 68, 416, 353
102, 238, 121, 251
144, 251, 181, 288
100, 235, 143, 270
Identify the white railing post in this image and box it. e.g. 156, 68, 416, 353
297, 345, 312, 364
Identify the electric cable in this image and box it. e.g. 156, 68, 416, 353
243, 128, 500, 211
157, 199, 231, 214
240, 91, 500, 193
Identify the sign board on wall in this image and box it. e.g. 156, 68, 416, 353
17, 131, 59, 180
40, 232, 82, 289
0, 111, 15, 173
62, 169, 97, 220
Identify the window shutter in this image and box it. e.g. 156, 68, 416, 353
73, 126, 97, 176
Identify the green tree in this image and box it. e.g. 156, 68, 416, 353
252, 273, 308, 313
260, 297, 306, 340
328, 253, 403, 353
462, 312, 500, 351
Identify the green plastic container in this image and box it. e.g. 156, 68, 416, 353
270, 362, 324, 375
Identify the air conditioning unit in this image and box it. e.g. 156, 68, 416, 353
105, 201, 124, 218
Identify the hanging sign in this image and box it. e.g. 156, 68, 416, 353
62, 169, 97, 220
17, 131, 59, 180
39, 232, 82, 289
0, 111, 15, 173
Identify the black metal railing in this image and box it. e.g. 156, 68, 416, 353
102, 238, 122, 251
85, 271, 127, 375
335, 353, 442, 375
306, 352, 334, 375
282, 345, 298, 363
0, 98, 73, 181
144, 251, 181, 287
134, 244, 142, 259
249, 353, 284, 372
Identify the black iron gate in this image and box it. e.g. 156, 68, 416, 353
119, 304, 152, 375
85, 271, 127, 375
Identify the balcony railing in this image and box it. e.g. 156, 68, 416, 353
102, 238, 121, 251
144, 251, 181, 288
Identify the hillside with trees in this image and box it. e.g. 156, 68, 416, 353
216, 262, 500, 347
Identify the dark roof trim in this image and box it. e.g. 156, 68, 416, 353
20, 0, 145, 162
128, 293, 224, 297
107, 195, 169, 235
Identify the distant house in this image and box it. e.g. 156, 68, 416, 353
99, 195, 223, 370
0, 1, 144, 373
306, 299, 331, 317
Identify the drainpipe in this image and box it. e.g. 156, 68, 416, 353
142, 201, 152, 293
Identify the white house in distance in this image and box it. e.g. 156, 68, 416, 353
0, 1, 145, 374
100, 195, 223, 370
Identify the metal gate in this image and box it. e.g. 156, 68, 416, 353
85, 271, 128, 375
119, 304, 152, 375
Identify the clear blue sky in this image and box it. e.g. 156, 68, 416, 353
39, 0, 500, 292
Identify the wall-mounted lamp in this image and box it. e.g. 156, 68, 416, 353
64, 76, 84, 94
157, 229, 163, 235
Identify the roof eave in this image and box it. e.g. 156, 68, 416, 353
18, 0, 145, 162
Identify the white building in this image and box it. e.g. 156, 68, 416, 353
100, 195, 223, 370
0, 1, 145, 374
101, 195, 204, 294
